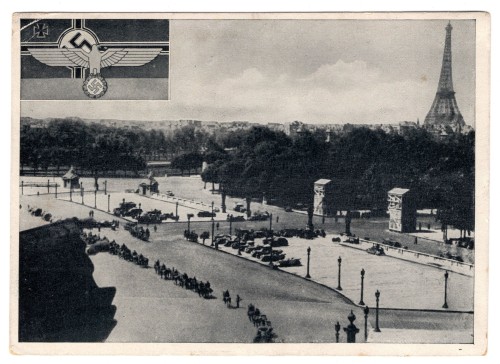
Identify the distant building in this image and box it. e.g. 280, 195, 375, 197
388, 188, 416, 233
284, 121, 306, 137
266, 123, 285, 132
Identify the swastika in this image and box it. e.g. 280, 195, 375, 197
69, 32, 93, 53
87, 79, 104, 94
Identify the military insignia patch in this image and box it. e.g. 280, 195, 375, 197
21, 19, 169, 100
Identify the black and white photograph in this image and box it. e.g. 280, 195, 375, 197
11, 12, 489, 355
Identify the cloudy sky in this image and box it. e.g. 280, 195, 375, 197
22, 19, 476, 126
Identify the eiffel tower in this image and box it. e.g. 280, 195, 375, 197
424, 22, 465, 128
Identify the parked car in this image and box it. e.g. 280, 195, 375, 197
279, 258, 301, 267
249, 213, 269, 221
234, 204, 245, 212
245, 246, 257, 253
197, 211, 216, 218
124, 208, 143, 218
113, 201, 137, 216
345, 237, 360, 244
228, 215, 245, 222
382, 239, 402, 248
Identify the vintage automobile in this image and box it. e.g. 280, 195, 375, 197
113, 201, 137, 216
261, 252, 285, 262
248, 212, 270, 221
234, 203, 246, 212
367, 244, 385, 256
136, 211, 164, 224
245, 246, 257, 253
272, 237, 289, 247
228, 215, 245, 222
197, 211, 216, 218
279, 258, 302, 267
382, 239, 402, 248
252, 246, 272, 258
345, 237, 360, 244
124, 208, 143, 218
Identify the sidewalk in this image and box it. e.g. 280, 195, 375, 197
208, 235, 474, 312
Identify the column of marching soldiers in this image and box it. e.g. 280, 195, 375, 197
82, 229, 277, 343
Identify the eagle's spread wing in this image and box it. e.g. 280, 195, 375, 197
100, 48, 163, 68
27, 48, 89, 68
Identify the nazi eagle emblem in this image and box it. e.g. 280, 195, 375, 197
27, 28, 162, 98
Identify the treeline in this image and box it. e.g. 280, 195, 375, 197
20, 118, 212, 169
200, 126, 474, 231
20, 118, 475, 230
20, 119, 211, 187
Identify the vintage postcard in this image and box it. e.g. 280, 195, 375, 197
10, 12, 490, 355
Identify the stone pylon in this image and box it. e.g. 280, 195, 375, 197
424, 22, 465, 128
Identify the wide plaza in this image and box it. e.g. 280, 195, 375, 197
18, 175, 475, 343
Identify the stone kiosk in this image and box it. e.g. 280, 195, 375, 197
388, 188, 416, 233
139, 171, 159, 195
313, 179, 333, 217
61, 166, 79, 189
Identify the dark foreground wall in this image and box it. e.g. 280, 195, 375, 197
19, 219, 116, 342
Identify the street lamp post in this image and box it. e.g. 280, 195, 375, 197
107, 194, 110, 212
359, 268, 366, 305
211, 201, 215, 246
374, 290, 381, 332
343, 310, 360, 343
363, 306, 369, 341
269, 213, 273, 231
104, 180, 107, 195
443, 271, 449, 309
47, 179, 50, 194
187, 214, 193, 234
21, 181, 24, 195
175, 202, 179, 218
337, 256, 343, 290
81, 187, 84, 204
94, 189, 97, 208
229, 214, 233, 235
334, 321, 341, 343
55, 184, 58, 198
69, 187, 72, 202
306, 246, 311, 278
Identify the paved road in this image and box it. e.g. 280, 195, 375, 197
19, 193, 474, 343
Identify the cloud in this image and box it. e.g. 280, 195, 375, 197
174, 59, 429, 123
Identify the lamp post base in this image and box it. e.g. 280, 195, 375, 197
442, 303, 448, 309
